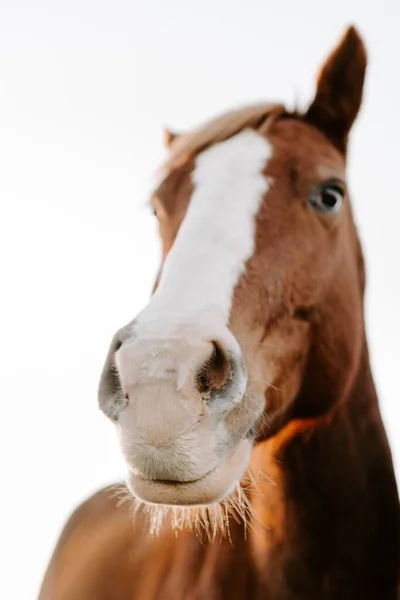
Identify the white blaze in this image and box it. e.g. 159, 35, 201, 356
138, 129, 272, 329
116, 130, 272, 497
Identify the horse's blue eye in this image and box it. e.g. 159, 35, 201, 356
309, 184, 344, 214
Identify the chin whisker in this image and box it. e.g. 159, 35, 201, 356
106, 482, 134, 508
120, 482, 257, 543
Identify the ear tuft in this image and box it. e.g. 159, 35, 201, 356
163, 128, 179, 148
305, 26, 367, 154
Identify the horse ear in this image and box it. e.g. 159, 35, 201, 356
163, 128, 179, 148
305, 26, 367, 153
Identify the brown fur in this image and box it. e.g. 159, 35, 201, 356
39, 26, 400, 599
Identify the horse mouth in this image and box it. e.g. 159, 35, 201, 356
126, 438, 252, 506
141, 469, 217, 486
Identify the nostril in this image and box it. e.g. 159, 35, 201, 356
196, 341, 232, 398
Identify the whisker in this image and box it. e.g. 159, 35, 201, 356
251, 376, 284, 392
117, 481, 263, 543
237, 340, 281, 350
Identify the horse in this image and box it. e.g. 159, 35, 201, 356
39, 26, 400, 600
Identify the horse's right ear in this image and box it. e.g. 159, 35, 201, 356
305, 26, 367, 154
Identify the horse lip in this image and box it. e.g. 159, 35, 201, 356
126, 439, 252, 506
132, 465, 218, 487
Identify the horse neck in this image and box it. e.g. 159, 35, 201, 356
249, 340, 400, 599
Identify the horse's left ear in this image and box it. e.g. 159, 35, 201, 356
163, 128, 180, 148
305, 26, 367, 154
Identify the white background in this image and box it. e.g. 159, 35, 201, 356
1, 1, 399, 598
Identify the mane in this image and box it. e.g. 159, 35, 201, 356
165, 102, 287, 170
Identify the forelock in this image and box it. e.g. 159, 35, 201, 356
164, 103, 286, 173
